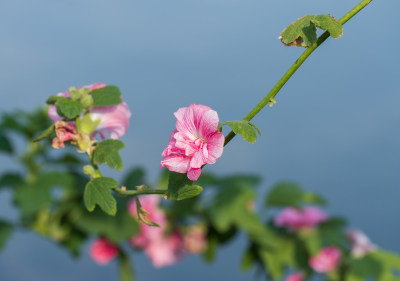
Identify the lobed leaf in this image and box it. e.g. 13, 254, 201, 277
93, 140, 125, 171
89, 85, 122, 107
219, 120, 261, 144
56, 97, 85, 119
84, 177, 118, 215
280, 14, 343, 47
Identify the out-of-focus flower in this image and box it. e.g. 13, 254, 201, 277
89, 238, 119, 265
52, 121, 81, 149
161, 104, 225, 181
48, 83, 131, 141
274, 206, 328, 230
183, 225, 207, 254
347, 229, 377, 258
286, 272, 304, 281
309, 246, 342, 273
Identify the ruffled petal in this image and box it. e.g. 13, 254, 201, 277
160, 155, 191, 173
187, 168, 202, 181
199, 109, 219, 139
206, 132, 224, 164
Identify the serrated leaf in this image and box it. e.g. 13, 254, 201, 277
0, 220, 12, 251
219, 120, 261, 144
93, 140, 125, 171
280, 14, 343, 47
89, 85, 122, 106
167, 172, 195, 201
84, 177, 118, 215
56, 97, 85, 119
32, 124, 55, 142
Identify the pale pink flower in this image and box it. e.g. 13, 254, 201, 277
144, 231, 184, 268
48, 83, 131, 140
309, 246, 342, 273
183, 225, 207, 254
89, 238, 119, 265
347, 229, 377, 258
161, 104, 225, 181
274, 206, 328, 230
286, 272, 304, 281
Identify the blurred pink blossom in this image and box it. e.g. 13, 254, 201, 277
309, 246, 342, 273
347, 229, 377, 258
161, 104, 225, 181
89, 238, 119, 265
274, 206, 328, 230
183, 225, 208, 254
286, 272, 304, 281
48, 83, 131, 140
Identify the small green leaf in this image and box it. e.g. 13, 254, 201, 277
32, 124, 55, 142
46, 96, 62, 105
93, 140, 125, 170
56, 97, 85, 119
90, 85, 122, 106
280, 14, 343, 47
167, 172, 196, 201
219, 120, 260, 143
84, 177, 118, 215
175, 185, 203, 200
0, 220, 12, 251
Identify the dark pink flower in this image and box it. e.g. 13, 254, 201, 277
286, 272, 304, 281
161, 104, 225, 181
274, 206, 328, 230
309, 246, 342, 273
347, 229, 377, 258
48, 83, 131, 140
89, 238, 119, 265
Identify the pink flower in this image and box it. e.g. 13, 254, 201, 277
144, 231, 184, 268
183, 225, 208, 254
286, 272, 304, 281
309, 246, 342, 273
274, 206, 328, 230
48, 83, 131, 140
347, 229, 377, 258
161, 104, 225, 181
89, 238, 119, 265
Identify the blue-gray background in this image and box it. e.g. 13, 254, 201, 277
0, 0, 399, 280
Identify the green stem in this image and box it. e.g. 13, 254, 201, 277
112, 187, 167, 197
224, 0, 373, 146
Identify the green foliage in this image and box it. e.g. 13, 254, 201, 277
0, 220, 12, 251
56, 97, 85, 119
167, 172, 203, 200
46, 96, 61, 105
32, 124, 55, 142
93, 140, 125, 171
280, 14, 343, 47
218, 120, 261, 143
0, 134, 13, 153
265, 182, 325, 207
89, 85, 122, 106
75, 113, 100, 135
0, 173, 23, 189
84, 177, 118, 215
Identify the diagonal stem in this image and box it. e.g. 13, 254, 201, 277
224, 0, 373, 146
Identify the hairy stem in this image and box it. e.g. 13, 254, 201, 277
224, 0, 373, 146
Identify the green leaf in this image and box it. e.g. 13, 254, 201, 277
75, 113, 100, 135
346, 254, 383, 281
84, 177, 118, 215
46, 96, 62, 104
56, 97, 85, 119
240, 250, 255, 272
89, 85, 122, 106
119, 253, 134, 281
0, 134, 13, 153
93, 140, 125, 171
167, 172, 196, 201
32, 124, 55, 142
0, 173, 23, 189
175, 185, 203, 200
280, 14, 343, 47
218, 120, 260, 143
0, 220, 12, 251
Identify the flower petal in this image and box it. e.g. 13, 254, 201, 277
160, 155, 191, 173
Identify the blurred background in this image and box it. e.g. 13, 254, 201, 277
0, 0, 399, 280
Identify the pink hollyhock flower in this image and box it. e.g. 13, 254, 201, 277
274, 206, 328, 230
161, 104, 225, 181
48, 83, 131, 140
286, 272, 304, 281
128, 195, 167, 248
347, 229, 377, 258
144, 231, 184, 268
89, 238, 119, 265
309, 246, 342, 273
183, 225, 208, 254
